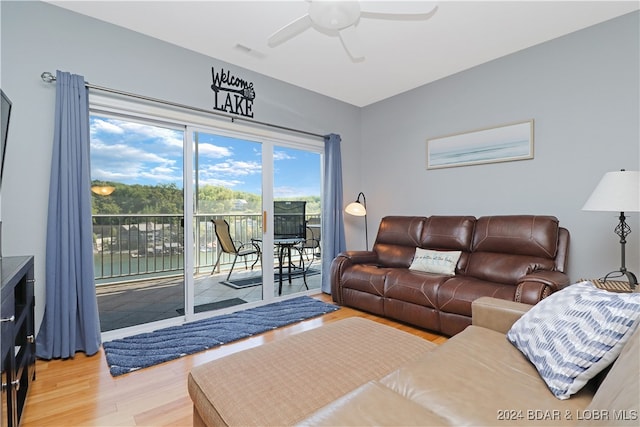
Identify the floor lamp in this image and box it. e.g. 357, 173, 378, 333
582, 169, 639, 289
345, 192, 368, 250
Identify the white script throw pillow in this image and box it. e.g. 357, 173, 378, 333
506, 281, 640, 400
409, 248, 461, 276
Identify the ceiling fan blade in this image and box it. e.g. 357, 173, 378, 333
338, 26, 364, 61
360, 1, 438, 19
268, 14, 313, 47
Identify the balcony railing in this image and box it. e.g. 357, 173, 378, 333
92, 213, 319, 284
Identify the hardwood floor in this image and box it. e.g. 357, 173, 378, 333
21, 294, 446, 427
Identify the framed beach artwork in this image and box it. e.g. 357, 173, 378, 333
426, 120, 534, 169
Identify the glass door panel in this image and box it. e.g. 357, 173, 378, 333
272, 145, 322, 297
90, 114, 185, 332
193, 131, 264, 311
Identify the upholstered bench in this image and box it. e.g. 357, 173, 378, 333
187, 317, 436, 427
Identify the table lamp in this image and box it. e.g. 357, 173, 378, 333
582, 169, 639, 288
345, 192, 368, 250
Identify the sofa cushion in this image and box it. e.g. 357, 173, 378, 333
384, 269, 446, 309
472, 215, 559, 259
297, 381, 449, 426
437, 276, 516, 316
420, 216, 476, 252
409, 248, 461, 275
380, 325, 594, 426
506, 281, 640, 400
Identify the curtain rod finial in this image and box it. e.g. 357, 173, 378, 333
41, 72, 56, 83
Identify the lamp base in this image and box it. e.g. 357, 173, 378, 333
603, 270, 638, 289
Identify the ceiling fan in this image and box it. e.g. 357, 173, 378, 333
267, 1, 439, 61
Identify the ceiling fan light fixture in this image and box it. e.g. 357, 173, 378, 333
310, 1, 360, 30
267, 0, 438, 61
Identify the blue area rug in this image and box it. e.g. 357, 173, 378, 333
102, 296, 339, 376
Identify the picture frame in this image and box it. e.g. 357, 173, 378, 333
426, 120, 534, 170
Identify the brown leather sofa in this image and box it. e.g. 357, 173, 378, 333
331, 215, 570, 335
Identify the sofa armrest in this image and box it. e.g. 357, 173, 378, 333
515, 270, 570, 304
471, 297, 533, 334
336, 250, 379, 264
330, 251, 379, 304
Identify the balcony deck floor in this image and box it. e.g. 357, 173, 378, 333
96, 262, 322, 332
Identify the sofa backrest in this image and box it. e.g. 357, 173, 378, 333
420, 216, 476, 273
373, 215, 566, 283
373, 216, 476, 270
579, 325, 639, 426
374, 216, 426, 267
466, 215, 560, 285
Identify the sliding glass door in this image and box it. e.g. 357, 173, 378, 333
89, 103, 323, 335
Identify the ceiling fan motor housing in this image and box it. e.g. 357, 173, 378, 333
310, 1, 361, 30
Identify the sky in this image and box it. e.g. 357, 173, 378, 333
90, 115, 321, 198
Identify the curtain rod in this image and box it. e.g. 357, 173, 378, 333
40, 71, 325, 139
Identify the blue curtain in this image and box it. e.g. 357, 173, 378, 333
321, 134, 347, 293
36, 71, 101, 359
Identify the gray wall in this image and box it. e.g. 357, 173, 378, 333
360, 11, 640, 281
0, 1, 361, 329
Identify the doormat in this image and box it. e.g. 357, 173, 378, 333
102, 296, 339, 376
221, 268, 320, 289
175, 298, 246, 315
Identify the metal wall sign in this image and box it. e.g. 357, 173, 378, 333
211, 67, 255, 118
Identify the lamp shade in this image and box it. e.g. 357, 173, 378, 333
91, 185, 116, 196
582, 170, 640, 212
345, 201, 366, 216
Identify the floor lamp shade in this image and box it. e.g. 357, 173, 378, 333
582, 170, 639, 288
91, 185, 116, 196
345, 192, 368, 250
345, 201, 366, 216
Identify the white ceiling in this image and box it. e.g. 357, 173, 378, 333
46, 1, 639, 107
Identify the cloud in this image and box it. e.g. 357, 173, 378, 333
198, 143, 232, 158
91, 117, 183, 150
92, 165, 182, 184
91, 140, 171, 164
91, 119, 124, 135
274, 150, 295, 161
204, 159, 262, 177
91, 116, 184, 184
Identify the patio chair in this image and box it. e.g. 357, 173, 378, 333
298, 221, 321, 264
211, 219, 261, 280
